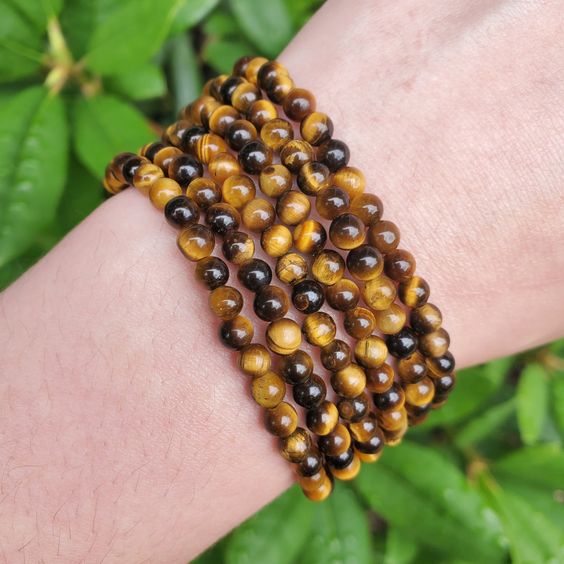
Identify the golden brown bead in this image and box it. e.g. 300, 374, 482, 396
329, 213, 366, 250
209, 285, 244, 320
165, 120, 192, 147
405, 377, 435, 407
298, 465, 328, 490
283, 87, 316, 121
346, 244, 383, 281
266, 74, 295, 104
222, 175, 256, 209
251, 371, 286, 408
260, 118, 294, 151
366, 363, 394, 394
318, 423, 351, 457
103, 166, 127, 194
330, 452, 361, 481
189, 95, 214, 124
266, 318, 302, 355
219, 315, 254, 350
233, 55, 253, 76
368, 220, 401, 254
149, 178, 182, 210
265, 401, 298, 437
349, 413, 379, 443
244, 56, 269, 84
261, 224, 293, 257
410, 303, 443, 334
306, 400, 339, 436
208, 105, 239, 136
337, 392, 370, 422
354, 335, 388, 369
332, 363, 367, 399
297, 162, 332, 196
344, 307, 376, 340
378, 407, 408, 432
325, 278, 360, 311
302, 473, 333, 502
383, 426, 407, 446
374, 304, 407, 335
132, 162, 164, 195
406, 403, 432, 426
205, 203, 241, 236
300, 111, 334, 146
248, 99, 278, 129
226, 119, 258, 151
187, 177, 221, 210
194, 133, 230, 164
231, 82, 261, 113
208, 75, 227, 101
350, 193, 383, 226
139, 142, 164, 161
332, 166, 365, 200
239, 343, 272, 376
385, 249, 416, 282
356, 449, 382, 463
257, 60, 289, 91
280, 427, 311, 462
302, 312, 336, 347
253, 284, 289, 322
419, 328, 450, 358
153, 146, 183, 170
293, 219, 327, 255
259, 164, 292, 198
315, 186, 350, 220
311, 250, 345, 286
398, 276, 430, 308
209, 152, 241, 184
276, 190, 311, 226
320, 339, 352, 371
397, 351, 428, 384
362, 275, 397, 311
177, 224, 215, 261
275, 252, 308, 285
280, 140, 314, 173
222, 230, 255, 264
241, 198, 276, 232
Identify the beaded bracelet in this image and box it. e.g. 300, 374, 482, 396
104, 56, 456, 501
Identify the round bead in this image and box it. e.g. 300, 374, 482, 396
292, 280, 325, 314
140, 142, 164, 161
165, 195, 200, 228
398, 276, 430, 308
397, 351, 428, 384
209, 285, 243, 320
209, 152, 241, 184
149, 178, 182, 210
253, 285, 289, 322
132, 162, 164, 195
337, 393, 370, 422
153, 146, 182, 171
187, 177, 221, 210
332, 364, 366, 398
241, 198, 276, 232
374, 304, 407, 335
299, 467, 328, 494
239, 343, 271, 376
261, 224, 293, 257
306, 400, 339, 436
327, 447, 355, 472
302, 312, 336, 347
281, 349, 313, 385
362, 275, 397, 311
266, 318, 302, 355
298, 449, 324, 477
426, 351, 456, 377
180, 125, 206, 154
248, 99, 277, 129
378, 407, 408, 432
231, 82, 261, 114
312, 250, 345, 286
293, 219, 327, 254
251, 371, 286, 408
265, 74, 294, 104
405, 377, 435, 407
219, 76, 245, 104
410, 303, 443, 334
177, 224, 215, 262
344, 306, 376, 340
238, 140, 273, 174
366, 363, 395, 393
346, 244, 383, 281
275, 252, 308, 285
419, 328, 450, 358
283, 88, 316, 121
318, 423, 351, 457
300, 111, 333, 146
280, 428, 311, 463
208, 105, 239, 136
316, 186, 350, 220
354, 335, 388, 369
368, 220, 400, 253
433, 373, 457, 397
165, 120, 191, 148
318, 139, 350, 172
206, 203, 241, 236
276, 190, 311, 226
280, 140, 314, 173
386, 328, 418, 359
320, 339, 352, 371
225, 119, 258, 151
222, 230, 255, 264
195, 256, 229, 290
325, 278, 360, 311
329, 213, 366, 250
265, 402, 298, 438
207, 77, 226, 102
406, 403, 432, 426
333, 166, 365, 200
349, 413, 380, 443
355, 429, 385, 457
297, 162, 331, 196
350, 193, 383, 226
244, 56, 269, 84
194, 133, 229, 164
293, 374, 327, 409
260, 118, 294, 151
257, 60, 289, 91
385, 249, 416, 282
222, 175, 256, 209
237, 258, 272, 291
219, 315, 254, 350
374, 383, 405, 411
259, 164, 292, 198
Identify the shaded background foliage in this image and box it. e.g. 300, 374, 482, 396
0, 1, 562, 562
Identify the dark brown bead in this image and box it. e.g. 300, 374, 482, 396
329, 213, 366, 250
386, 328, 418, 359
208, 105, 239, 136
373, 383, 405, 411
406, 403, 432, 426
367, 220, 400, 253
318, 423, 351, 457
355, 427, 385, 455
219, 76, 245, 104
280, 140, 314, 173
397, 351, 428, 384
275, 252, 308, 285
410, 303, 443, 334
337, 392, 370, 422
419, 328, 450, 358
222, 230, 255, 265
231, 82, 261, 114
318, 139, 350, 172
344, 306, 376, 340
195, 256, 229, 290
238, 140, 273, 174
122, 155, 144, 184
260, 118, 294, 152
233, 55, 253, 77
209, 285, 243, 320
280, 427, 311, 463
300, 112, 334, 146
259, 165, 292, 198
325, 278, 360, 311
320, 339, 352, 371
316, 186, 351, 220
180, 126, 206, 154
257, 60, 289, 91
164, 195, 200, 228
346, 244, 384, 281
265, 401, 298, 438
242, 198, 276, 232
281, 350, 314, 385
237, 258, 272, 292
247, 99, 277, 129
426, 351, 456, 377
276, 190, 311, 226
140, 142, 165, 162
198, 96, 222, 127
366, 363, 394, 393
292, 279, 325, 314
297, 162, 332, 196
225, 119, 258, 151
350, 194, 383, 226
187, 178, 221, 210
293, 219, 327, 255
266, 74, 295, 105
433, 373, 456, 397
311, 250, 345, 286
219, 315, 254, 350
293, 374, 327, 409
385, 249, 416, 282
306, 400, 339, 436
208, 76, 227, 101
283, 88, 316, 121
298, 449, 324, 477
206, 203, 241, 236
302, 312, 336, 347
398, 276, 430, 308
253, 284, 289, 322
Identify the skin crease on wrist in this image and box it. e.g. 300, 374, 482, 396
1, 0, 564, 562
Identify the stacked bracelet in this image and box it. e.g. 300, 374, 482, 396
104, 56, 456, 501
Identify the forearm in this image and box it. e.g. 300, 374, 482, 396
1, 1, 564, 563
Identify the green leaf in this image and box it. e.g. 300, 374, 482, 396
0, 244, 44, 290
192, 539, 227, 564
85, 0, 182, 76
516, 363, 548, 445
384, 527, 418, 564
284, 0, 323, 28
8, 0, 63, 31
552, 373, 564, 439
203, 10, 241, 36
549, 339, 564, 358
228, 0, 293, 57
355, 442, 505, 562
168, 34, 202, 114
105, 63, 166, 101
301, 484, 372, 564
0, 86, 68, 266
224, 486, 314, 564
72, 93, 154, 179
171, 0, 220, 34
204, 38, 254, 75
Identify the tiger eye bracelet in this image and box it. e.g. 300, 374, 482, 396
103, 56, 456, 501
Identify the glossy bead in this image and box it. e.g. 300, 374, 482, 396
280, 428, 311, 463
266, 74, 295, 104
405, 377, 435, 407
140, 142, 164, 161
280, 140, 314, 173
209, 152, 241, 184
195, 256, 229, 290
206, 203, 241, 236
419, 328, 450, 358
302, 312, 336, 347
208, 105, 239, 136
281, 349, 313, 385
332, 166, 365, 200
385, 249, 416, 282
153, 146, 182, 171
103, 166, 127, 194
406, 403, 432, 426
231, 82, 261, 113
306, 400, 339, 436
237, 258, 272, 291
320, 339, 352, 371
209, 285, 243, 320
327, 447, 357, 477
180, 125, 206, 154
325, 278, 360, 311
316, 186, 351, 220
253, 285, 289, 322
276, 190, 311, 226
257, 60, 289, 91
386, 328, 418, 359
293, 374, 327, 409
219, 76, 245, 104
260, 118, 294, 151
398, 276, 430, 308
378, 407, 408, 432
349, 413, 380, 443
259, 164, 292, 198
354, 335, 388, 369
275, 252, 308, 285
283, 87, 316, 121
164, 195, 200, 228
374, 383, 405, 411
332, 364, 366, 399
132, 162, 164, 195
297, 162, 332, 196
222, 230, 255, 265
233, 55, 253, 76
194, 133, 229, 164
344, 307, 376, 340
337, 392, 370, 422
219, 315, 254, 350
374, 304, 407, 335
187, 178, 221, 210
367, 220, 401, 253
222, 175, 256, 209
244, 56, 269, 84
164, 120, 191, 147
292, 280, 325, 314
298, 448, 324, 477
329, 213, 366, 250
350, 193, 383, 226
149, 178, 183, 210
265, 401, 298, 438
318, 423, 351, 457
397, 351, 428, 384
293, 219, 327, 254
301, 472, 333, 501
433, 373, 456, 397
318, 139, 350, 172
261, 224, 293, 258
426, 351, 456, 377
300, 111, 333, 146
311, 250, 345, 286
177, 224, 215, 262
362, 275, 397, 311
366, 365, 393, 396
248, 99, 278, 129
355, 427, 385, 456
225, 119, 258, 151
121, 154, 145, 184
266, 318, 302, 355
410, 303, 443, 334
251, 371, 286, 408
346, 245, 383, 281
239, 343, 271, 376
241, 198, 275, 232
207, 76, 227, 102
238, 140, 273, 174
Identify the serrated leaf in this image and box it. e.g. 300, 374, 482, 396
171, 0, 220, 34
72, 93, 154, 179
204, 38, 254, 75
228, 0, 293, 57
301, 484, 372, 564
0, 86, 68, 266
516, 363, 548, 445
85, 0, 182, 76
105, 63, 166, 101
168, 33, 202, 114
355, 442, 505, 562
224, 486, 314, 564
384, 527, 418, 564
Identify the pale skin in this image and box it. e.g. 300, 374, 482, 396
1, 0, 564, 562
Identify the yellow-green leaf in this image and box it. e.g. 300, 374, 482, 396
516, 363, 548, 445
